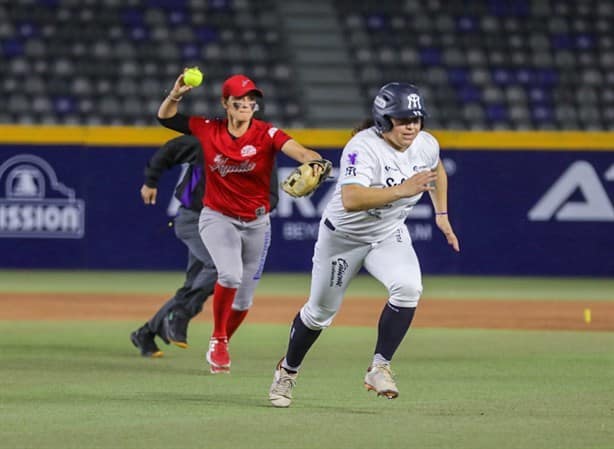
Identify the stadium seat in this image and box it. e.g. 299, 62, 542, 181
0, 0, 308, 126
0, 0, 613, 129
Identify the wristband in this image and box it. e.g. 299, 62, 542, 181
167, 94, 183, 102
435, 212, 448, 216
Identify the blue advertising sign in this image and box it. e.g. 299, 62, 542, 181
271, 150, 614, 276
0, 153, 85, 239
0, 144, 612, 276
0, 145, 184, 269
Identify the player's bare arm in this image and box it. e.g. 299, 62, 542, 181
428, 160, 460, 252
157, 70, 194, 119
341, 170, 436, 212
428, 160, 448, 213
281, 140, 322, 164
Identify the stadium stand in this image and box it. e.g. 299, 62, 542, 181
335, 0, 614, 130
0, 0, 303, 127
0, 0, 612, 129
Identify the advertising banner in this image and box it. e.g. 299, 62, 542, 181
0, 144, 612, 276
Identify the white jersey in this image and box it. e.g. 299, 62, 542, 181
323, 127, 440, 242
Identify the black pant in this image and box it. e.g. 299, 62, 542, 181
148, 208, 217, 334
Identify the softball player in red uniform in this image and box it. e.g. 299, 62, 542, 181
158, 71, 322, 373
130, 135, 280, 358
269, 82, 460, 407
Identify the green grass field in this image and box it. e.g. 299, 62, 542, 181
1, 272, 613, 449
1, 270, 614, 300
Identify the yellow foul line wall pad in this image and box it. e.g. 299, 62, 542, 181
0, 125, 613, 151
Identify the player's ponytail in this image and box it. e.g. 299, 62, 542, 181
352, 118, 375, 136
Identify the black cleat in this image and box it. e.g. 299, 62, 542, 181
162, 310, 189, 349
130, 325, 164, 358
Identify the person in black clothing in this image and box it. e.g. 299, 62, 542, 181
130, 134, 279, 357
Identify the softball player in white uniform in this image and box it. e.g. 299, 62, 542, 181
269, 82, 460, 407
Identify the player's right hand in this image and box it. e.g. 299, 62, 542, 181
399, 171, 437, 197
140, 184, 158, 205
171, 69, 195, 97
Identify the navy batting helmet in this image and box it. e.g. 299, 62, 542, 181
372, 82, 428, 133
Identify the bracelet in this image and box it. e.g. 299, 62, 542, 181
435, 212, 448, 215
167, 94, 183, 102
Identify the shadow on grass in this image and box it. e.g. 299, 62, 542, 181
109, 392, 379, 414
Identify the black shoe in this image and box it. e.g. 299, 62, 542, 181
162, 310, 189, 349
130, 324, 163, 357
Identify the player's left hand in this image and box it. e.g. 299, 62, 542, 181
435, 214, 460, 252
281, 159, 332, 198
141, 184, 158, 205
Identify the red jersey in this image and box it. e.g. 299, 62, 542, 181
189, 116, 292, 220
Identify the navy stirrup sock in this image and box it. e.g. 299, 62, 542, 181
284, 313, 322, 370
374, 302, 416, 361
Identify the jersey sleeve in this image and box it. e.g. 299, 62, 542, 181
188, 116, 211, 136
338, 139, 377, 188
422, 132, 441, 169
157, 113, 191, 134
267, 125, 292, 151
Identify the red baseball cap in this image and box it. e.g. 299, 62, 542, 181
222, 74, 263, 98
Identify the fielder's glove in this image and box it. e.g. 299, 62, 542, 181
281, 159, 333, 198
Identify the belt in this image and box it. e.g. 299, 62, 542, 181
229, 214, 262, 223
225, 210, 267, 223
324, 218, 336, 231
208, 205, 267, 223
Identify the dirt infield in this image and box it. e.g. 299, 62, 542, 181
1, 293, 613, 331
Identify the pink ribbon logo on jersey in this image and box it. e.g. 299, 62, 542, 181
240, 145, 257, 157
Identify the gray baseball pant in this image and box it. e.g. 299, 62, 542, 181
198, 206, 271, 311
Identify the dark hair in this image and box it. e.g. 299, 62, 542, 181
352, 118, 375, 136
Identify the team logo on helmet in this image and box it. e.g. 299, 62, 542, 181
407, 93, 422, 111
372, 82, 427, 132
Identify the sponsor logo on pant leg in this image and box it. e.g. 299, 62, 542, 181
329, 258, 349, 287
252, 228, 271, 280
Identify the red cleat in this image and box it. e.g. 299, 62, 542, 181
206, 337, 230, 374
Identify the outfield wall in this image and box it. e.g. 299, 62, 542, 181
0, 125, 613, 276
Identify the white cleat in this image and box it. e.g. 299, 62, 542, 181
269, 359, 298, 408
364, 363, 399, 399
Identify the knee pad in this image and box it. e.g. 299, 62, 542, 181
388, 281, 423, 308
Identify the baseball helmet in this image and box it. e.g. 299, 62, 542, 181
372, 82, 428, 133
